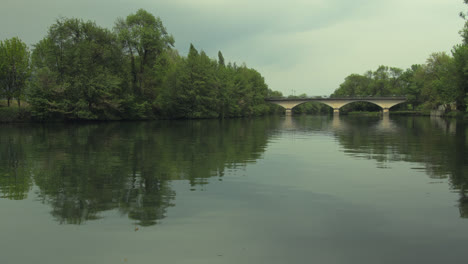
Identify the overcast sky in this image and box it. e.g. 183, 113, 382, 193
1, 0, 466, 96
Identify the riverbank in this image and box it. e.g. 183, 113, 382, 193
391, 110, 468, 119
2, 106, 468, 123
0, 104, 280, 123
344, 111, 430, 117
0, 100, 31, 123
344, 110, 468, 119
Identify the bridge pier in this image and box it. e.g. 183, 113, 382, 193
333, 108, 340, 115
382, 108, 389, 115
285, 109, 292, 116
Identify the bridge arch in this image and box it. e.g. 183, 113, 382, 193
288, 101, 333, 114
266, 99, 311, 115
318, 99, 404, 113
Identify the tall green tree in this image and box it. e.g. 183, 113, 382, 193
421, 52, 457, 109
114, 9, 174, 100
30, 18, 124, 120
400, 65, 423, 109
332, 74, 372, 97
452, 45, 468, 111
452, 0, 468, 111
0, 37, 30, 107
218, 51, 225, 67
459, 0, 468, 45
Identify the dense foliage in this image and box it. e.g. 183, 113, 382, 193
330, 2, 468, 113
0, 9, 280, 121
330, 55, 465, 112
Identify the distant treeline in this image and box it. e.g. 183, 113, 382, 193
330, 2, 468, 113
0, 9, 283, 121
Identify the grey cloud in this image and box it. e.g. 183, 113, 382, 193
0, 0, 465, 96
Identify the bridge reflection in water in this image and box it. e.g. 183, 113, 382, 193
281, 113, 396, 133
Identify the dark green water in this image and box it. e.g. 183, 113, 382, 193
1, 115, 467, 264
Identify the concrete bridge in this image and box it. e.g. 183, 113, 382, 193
265, 97, 406, 115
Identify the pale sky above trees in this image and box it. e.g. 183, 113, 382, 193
0, 0, 465, 96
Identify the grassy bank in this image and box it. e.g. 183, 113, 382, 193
345, 111, 382, 117
392, 110, 468, 119
0, 100, 31, 123
343, 110, 467, 118
389, 111, 431, 116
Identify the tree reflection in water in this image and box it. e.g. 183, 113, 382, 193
329, 115, 468, 218
0, 115, 467, 223
0, 118, 280, 225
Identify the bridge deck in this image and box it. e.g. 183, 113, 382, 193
265, 97, 406, 101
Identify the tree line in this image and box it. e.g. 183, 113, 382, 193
0, 9, 281, 120
331, 2, 468, 113
4, 4, 468, 119
330, 56, 466, 113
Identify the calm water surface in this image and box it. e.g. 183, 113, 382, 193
1, 115, 467, 264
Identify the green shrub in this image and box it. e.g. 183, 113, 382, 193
445, 111, 465, 118
0, 106, 31, 122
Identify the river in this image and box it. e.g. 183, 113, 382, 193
0, 115, 467, 264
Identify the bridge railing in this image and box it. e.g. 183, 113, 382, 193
265, 96, 326, 100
